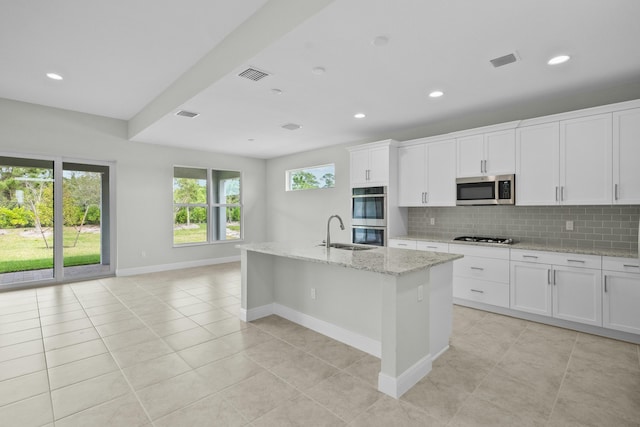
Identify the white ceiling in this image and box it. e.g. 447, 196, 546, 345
2, 0, 640, 159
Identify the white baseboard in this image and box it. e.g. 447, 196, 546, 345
378, 353, 432, 398
239, 303, 381, 357
116, 255, 240, 277
240, 304, 275, 322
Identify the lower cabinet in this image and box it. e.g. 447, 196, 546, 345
602, 257, 640, 334
510, 251, 602, 327
450, 244, 510, 308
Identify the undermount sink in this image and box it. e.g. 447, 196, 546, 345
321, 243, 376, 251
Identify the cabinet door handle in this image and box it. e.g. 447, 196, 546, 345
426, 246, 438, 249
471, 289, 484, 294
555, 186, 559, 201
623, 264, 640, 269
561, 186, 565, 201
483, 160, 487, 174
604, 275, 608, 293
470, 266, 484, 271
553, 270, 557, 285
425, 192, 428, 204
567, 259, 585, 264
547, 269, 551, 285
480, 160, 483, 174
523, 255, 539, 259
614, 184, 619, 200
397, 243, 408, 247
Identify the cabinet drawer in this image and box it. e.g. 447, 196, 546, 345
453, 277, 509, 308
416, 241, 448, 253
602, 256, 640, 273
449, 244, 510, 260
453, 256, 509, 283
511, 249, 601, 269
388, 239, 417, 250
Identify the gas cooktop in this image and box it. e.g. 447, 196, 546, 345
453, 236, 514, 244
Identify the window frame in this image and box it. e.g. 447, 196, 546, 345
285, 163, 335, 192
172, 166, 243, 247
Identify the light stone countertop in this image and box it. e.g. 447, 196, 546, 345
237, 241, 463, 276
393, 235, 638, 259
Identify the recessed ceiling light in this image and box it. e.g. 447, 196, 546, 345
548, 55, 570, 65
372, 36, 389, 47
282, 123, 302, 131
271, 88, 283, 95
429, 90, 444, 98
46, 72, 63, 81
311, 66, 326, 75
354, 113, 366, 119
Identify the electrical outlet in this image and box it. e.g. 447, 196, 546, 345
311, 288, 316, 300
417, 285, 424, 302
141, 251, 146, 258
566, 220, 574, 231
430, 218, 435, 225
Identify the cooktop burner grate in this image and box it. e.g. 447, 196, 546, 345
453, 236, 514, 244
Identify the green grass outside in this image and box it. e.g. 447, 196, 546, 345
173, 222, 240, 244
0, 227, 101, 274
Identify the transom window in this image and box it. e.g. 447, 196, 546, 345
286, 163, 335, 191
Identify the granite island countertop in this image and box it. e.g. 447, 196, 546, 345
237, 241, 463, 276
393, 235, 638, 258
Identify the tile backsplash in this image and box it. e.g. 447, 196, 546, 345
408, 205, 640, 252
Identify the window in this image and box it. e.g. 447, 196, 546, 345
286, 163, 335, 191
173, 167, 242, 245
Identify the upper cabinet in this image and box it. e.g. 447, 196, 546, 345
398, 139, 456, 207
348, 140, 394, 187
517, 113, 613, 205
457, 129, 515, 177
613, 108, 640, 204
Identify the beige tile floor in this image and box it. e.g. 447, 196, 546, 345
0, 262, 639, 426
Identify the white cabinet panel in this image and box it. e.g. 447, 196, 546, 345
510, 261, 552, 316
453, 277, 510, 308
484, 129, 516, 176
457, 134, 484, 177
398, 140, 456, 207
613, 108, 640, 204
516, 122, 560, 206
560, 114, 613, 205
349, 142, 392, 187
398, 144, 426, 206
388, 239, 417, 250
553, 266, 602, 327
368, 146, 390, 185
416, 241, 449, 253
603, 270, 640, 334
350, 149, 371, 187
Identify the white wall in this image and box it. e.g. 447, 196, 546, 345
0, 98, 267, 274
265, 142, 356, 243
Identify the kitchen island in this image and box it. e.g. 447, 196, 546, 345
238, 241, 462, 398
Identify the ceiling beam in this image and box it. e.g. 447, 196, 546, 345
128, 0, 335, 140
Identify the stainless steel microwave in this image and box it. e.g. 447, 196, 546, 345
456, 174, 515, 205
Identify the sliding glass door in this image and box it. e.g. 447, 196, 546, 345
0, 156, 114, 288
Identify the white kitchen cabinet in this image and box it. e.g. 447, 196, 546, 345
416, 241, 449, 253
552, 265, 602, 326
398, 140, 456, 206
560, 113, 612, 205
602, 256, 640, 334
613, 108, 640, 204
516, 114, 612, 206
511, 261, 553, 316
450, 244, 510, 308
516, 122, 560, 205
509, 249, 602, 327
457, 129, 515, 178
349, 142, 391, 187
388, 239, 417, 250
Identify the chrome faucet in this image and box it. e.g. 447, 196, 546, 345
326, 214, 345, 249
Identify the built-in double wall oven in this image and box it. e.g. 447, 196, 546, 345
351, 186, 387, 246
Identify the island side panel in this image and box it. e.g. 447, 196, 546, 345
379, 269, 431, 398
240, 249, 276, 321
428, 262, 453, 359
272, 256, 382, 352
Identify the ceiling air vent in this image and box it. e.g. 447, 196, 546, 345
490, 53, 518, 68
238, 67, 270, 81
281, 123, 302, 131
175, 110, 199, 118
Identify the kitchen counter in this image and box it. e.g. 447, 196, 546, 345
238, 241, 462, 398
393, 235, 638, 258
237, 241, 462, 276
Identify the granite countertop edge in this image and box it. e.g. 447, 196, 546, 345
393, 235, 638, 258
238, 241, 463, 276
